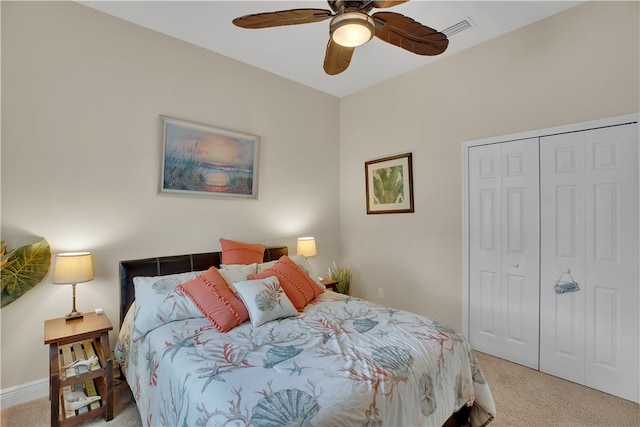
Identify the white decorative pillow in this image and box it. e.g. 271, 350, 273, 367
218, 263, 258, 293
289, 255, 325, 290
256, 260, 277, 273
132, 271, 204, 340
232, 276, 298, 327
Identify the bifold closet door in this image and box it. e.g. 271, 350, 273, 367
540, 123, 639, 402
468, 138, 540, 369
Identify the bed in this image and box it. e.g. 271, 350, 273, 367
115, 245, 495, 427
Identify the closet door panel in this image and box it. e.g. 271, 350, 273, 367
478, 271, 500, 337
541, 123, 639, 402
469, 145, 503, 354
592, 286, 617, 364
469, 139, 539, 369
540, 134, 586, 384
505, 273, 526, 341
501, 139, 540, 369
584, 125, 639, 402
555, 186, 578, 258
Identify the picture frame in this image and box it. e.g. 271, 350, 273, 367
365, 152, 414, 214
160, 116, 260, 198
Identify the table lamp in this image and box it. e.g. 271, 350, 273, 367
52, 252, 93, 321
296, 237, 317, 258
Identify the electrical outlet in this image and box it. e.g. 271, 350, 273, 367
377, 287, 384, 299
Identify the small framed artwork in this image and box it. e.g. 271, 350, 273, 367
160, 116, 260, 198
365, 152, 414, 214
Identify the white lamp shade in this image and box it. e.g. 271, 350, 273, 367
297, 237, 317, 257
53, 252, 94, 284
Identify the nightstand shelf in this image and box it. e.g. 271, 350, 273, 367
321, 278, 339, 291
44, 312, 113, 426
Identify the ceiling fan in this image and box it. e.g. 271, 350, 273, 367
232, 0, 449, 75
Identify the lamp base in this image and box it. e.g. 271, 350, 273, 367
65, 283, 84, 321
65, 310, 84, 321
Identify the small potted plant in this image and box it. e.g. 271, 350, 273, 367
327, 262, 352, 295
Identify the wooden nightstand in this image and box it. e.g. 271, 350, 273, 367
44, 312, 113, 426
321, 278, 339, 291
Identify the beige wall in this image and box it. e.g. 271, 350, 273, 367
1, 1, 340, 391
339, 1, 639, 329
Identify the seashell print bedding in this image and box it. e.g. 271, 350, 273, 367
115, 291, 496, 426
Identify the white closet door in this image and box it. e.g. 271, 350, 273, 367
469, 144, 502, 355
540, 124, 639, 402
539, 132, 587, 383
584, 125, 639, 402
500, 141, 540, 368
469, 139, 540, 369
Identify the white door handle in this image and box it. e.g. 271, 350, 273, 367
513, 264, 519, 269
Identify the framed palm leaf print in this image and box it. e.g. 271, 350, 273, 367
365, 153, 414, 214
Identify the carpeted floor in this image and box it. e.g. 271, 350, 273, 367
1, 352, 638, 426
475, 352, 639, 427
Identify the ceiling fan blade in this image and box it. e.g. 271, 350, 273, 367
372, 11, 448, 56
233, 9, 333, 29
323, 39, 355, 75
373, 1, 410, 8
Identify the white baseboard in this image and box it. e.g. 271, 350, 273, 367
0, 377, 49, 410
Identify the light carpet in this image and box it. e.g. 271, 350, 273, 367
475, 352, 639, 427
1, 352, 638, 426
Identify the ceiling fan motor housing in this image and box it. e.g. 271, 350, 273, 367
328, 1, 376, 14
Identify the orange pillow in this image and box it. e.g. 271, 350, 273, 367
178, 267, 249, 332
249, 255, 323, 312
220, 238, 266, 265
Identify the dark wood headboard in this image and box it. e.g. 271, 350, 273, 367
118, 246, 288, 325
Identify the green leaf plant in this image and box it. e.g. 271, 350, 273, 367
327, 262, 352, 295
1, 239, 51, 307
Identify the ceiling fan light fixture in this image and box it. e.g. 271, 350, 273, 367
330, 12, 375, 47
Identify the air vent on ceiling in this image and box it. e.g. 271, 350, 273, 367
442, 19, 473, 37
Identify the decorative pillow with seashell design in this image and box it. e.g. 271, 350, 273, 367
232, 276, 298, 327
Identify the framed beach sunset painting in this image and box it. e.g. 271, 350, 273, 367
160, 116, 260, 198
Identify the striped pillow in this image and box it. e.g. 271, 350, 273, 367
220, 238, 266, 265
249, 255, 323, 312
179, 267, 249, 332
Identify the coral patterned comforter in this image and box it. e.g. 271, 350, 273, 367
115, 291, 495, 426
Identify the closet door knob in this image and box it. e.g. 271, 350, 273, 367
513, 264, 519, 269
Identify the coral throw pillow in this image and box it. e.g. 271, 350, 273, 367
220, 238, 266, 265
179, 267, 249, 332
250, 255, 323, 312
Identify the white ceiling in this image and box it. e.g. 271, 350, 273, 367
79, 1, 583, 97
